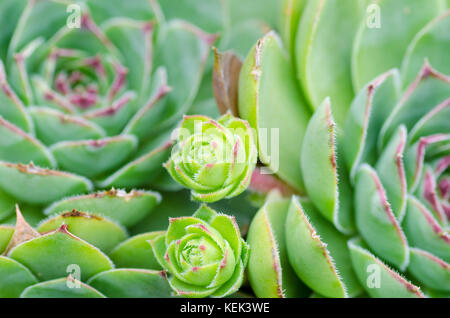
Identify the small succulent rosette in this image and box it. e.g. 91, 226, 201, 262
164, 114, 257, 202
149, 205, 249, 298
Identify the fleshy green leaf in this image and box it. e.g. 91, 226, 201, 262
0, 226, 14, 254
408, 247, 450, 292
354, 164, 409, 270
37, 210, 128, 254
352, 0, 445, 91
403, 195, 450, 263
99, 140, 172, 189
247, 195, 311, 298
402, 10, 450, 87
21, 277, 105, 298
285, 196, 351, 298
29, 106, 106, 146
0, 60, 32, 132
238, 31, 311, 192
9, 225, 114, 281
87, 269, 172, 298
51, 135, 137, 178
380, 61, 450, 148
0, 256, 38, 298
348, 238, 424, 298
344, 69, 401, 180
44, 189, 161, 228
109, 232, 163, 270
0, 162, 93, 205
296, 0, 364, 125
0, 116, 55, 168
375, 125, 408, 220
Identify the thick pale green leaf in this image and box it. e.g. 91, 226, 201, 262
352, 0, 445, 91
354, 164, 409, 270
238, 31, 311, 192
0, 60, 32, 132
280, 0, 307, 59
130, 190, 198, 235
7, 0, 68, 57
44, 189, 161, 228
301, 98, 340, 229
151, 20, 215, 133
408, 98, 450, 143
344, 69, 401, 180
20, 277, 105, 298
99, 140, 172, 189
0, 190, 15, 222
0, 162, 93, 205
348, 238, 424, 298
9, 225, 113, 281
37, 211, 128, 254
83, 92, 136, 136
403, 195, 450, 263
211, 259, 245, 298
123, 67, 171, 140
226, 0, 280, 29
402, 10, 450, 87
414, 165, 447, 225
158, 0, 224, 33
247, 196, 309, 298
0, 116, 55, 168
0, 226, 14, 254
29, 107, 106, 146
0, 256, 38, 298
109, 232, 163, 270
103, 19, 154, 99
51, 135, 137, 178
87, 269, 172, 298
375, 125, 408, 220
404, 134, 450, 192
219, 20, 271, 59
285, 197, 354, 298
408, 247, 450, 292
0, 0, 27, 60
380, 62, 450, 148
168, 276, 217, 298
296, 0, 364, 125
87, 0, 154, 23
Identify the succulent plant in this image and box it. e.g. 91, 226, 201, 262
0, 0, 276, 298
164, 113, 257, 203
237, 0, 450, 298
0, 0, 220, 227
0, 205, 172, 298
1, 0, 448, 299
150, 204, 248, 297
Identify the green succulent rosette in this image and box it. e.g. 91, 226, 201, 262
238, 0, 450, 298
164, 114, 257, 203
0, 0, 218, 227
149, 205, 249, 298
0, 205, 174, 298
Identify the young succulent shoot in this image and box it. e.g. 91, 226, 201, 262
164, 114, 257, 202
149, 205, 249, 298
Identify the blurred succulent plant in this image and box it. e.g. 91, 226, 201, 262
0, 205, 172, 297
0, 0, 219, 226
238, 0, 449, 298
164, 114, 257, 202
150, 204, 248, 297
